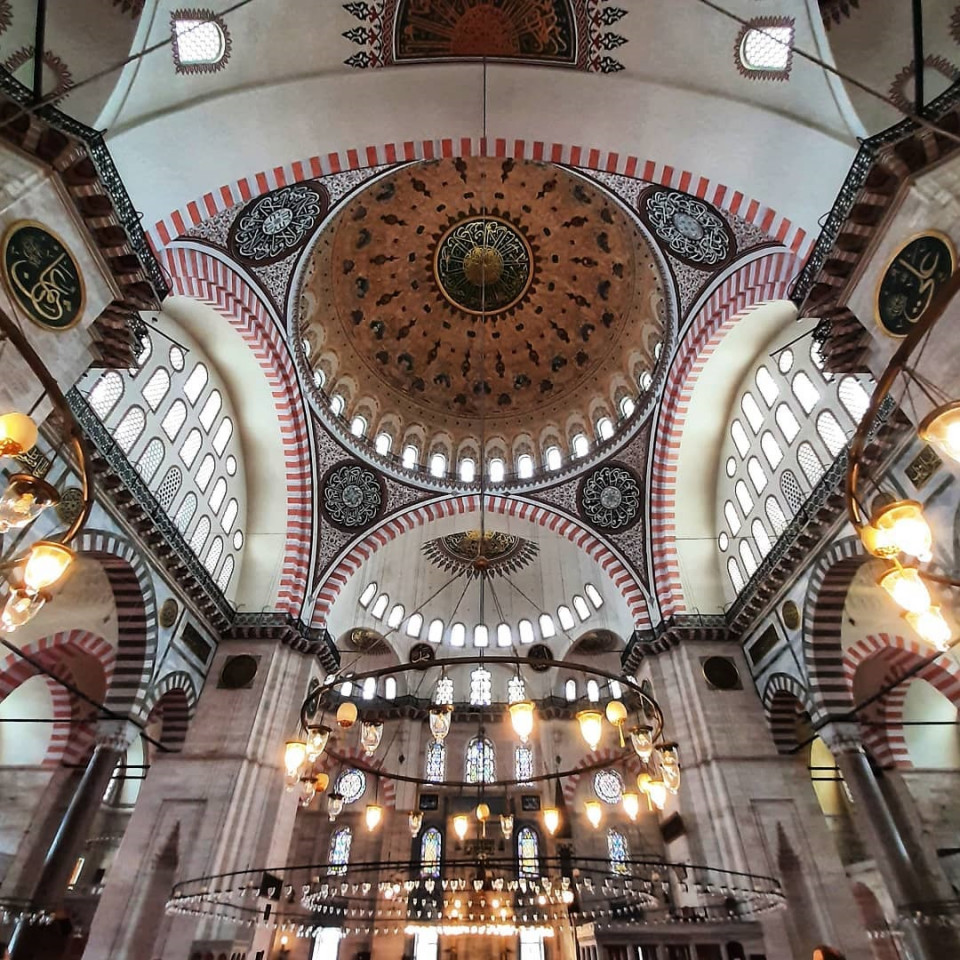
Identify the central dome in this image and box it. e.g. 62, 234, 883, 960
298, 157, 667, 474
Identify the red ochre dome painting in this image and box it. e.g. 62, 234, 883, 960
298, 157, 667, 462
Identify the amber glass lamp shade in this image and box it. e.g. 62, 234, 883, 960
509, 700, 535, 743
365, 803, 383, 831
476, 802, 490, 822
584, 799, 602, 829
284, 739, 307, 776
453, 814, 469, 840
542, 807, 560, 836
878, 566, 931, 614
605, 700, 628, 745
647, 778, 667, 811
919, 401, 960, 465
314, 772, 330, 793
576, 710, 603, 751
622, 791, 640, 821
866, 500, 933, 562
22, 541, 73, 592
0, 413, 37, 458
905, 606, 952, 651
336, 701, 358, 728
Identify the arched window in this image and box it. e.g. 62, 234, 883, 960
173, 14, 228, 68
156, 467, 182, 509
517, 454, 534, 479
747, 457, 767, 493
330, 395, 345, 417
619, 396, 636, 419
810, 340, 828, 371
189, 516, 211, 554
596, 417, 614, 441
518, 619, 534, 644
638, 370, 653, 391
328, 828, 352, 876
609, 680, 622, 699
734, 480, 753, 514
775, 404, 800, 443
741, 393, 763, 433
371, 594, 389, 619
205, 536, 223, 573
724, 500, 741, 535
212, 418, 233, 455
765, 496, 788, 535
473, 624, 489, 648
739, 540, 757, 576
217, 555, 235, 591
797, 442, 824, 486
420, 827, 442, 878
608, 829, 630, 876
780, 470, 805, 513
465, 737, 495, 783
142, 368, 170, 411
816, 410, 847, 457
752, 519, 772, 558
450, 622, 466, 647
459, 458, 476, 482
402, 445, 418, 469
538, 614, 556, 638
497, 623, 512, 647
557, 605, 575, 630
791, 371, 820, 413
375, 433, 392, 455
565, 679, 577, 701
489, 458, 505, 482
760, 431, 783, 469
359, 582, 377, 608
428, 619, 444, 644
585, 584, 604, 608
571, 434, 589, 458
517, 827, 540, 877
209, 476, 228, 512
470, 667, 491, 706
350, 416, 366, 438
425, 741, 445, 782
178, 428, 202, 468
738, 21, 793, 74
406, 613, 423, 637
312, 368, 324, 390
728, 557, 745, 592
572, 595, 590, 620
544, 446, 562, 471
586, 680, 600, 702
387, 604, 405, 628
339, 680, 354, 698
161, 399, 188, 440
384, 677, 397, 699
730, 420, 750, 457
174, 492, 197, 532
362, 676, 376, 700
429, 453, 446, 477
133, 335, 152, 370
89, 372, 124, 419
183, 364, 208, 404
838, 376, 870, 422
755, 367, 779, 406
199, 390, 222, 431
195, 454, 216, 492
136, 438, 165, 483
515, 745, 534, 783
113, 406, 146, 453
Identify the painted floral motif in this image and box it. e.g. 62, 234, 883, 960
643, 189, 732, 267
231, 185, 325, 264
322, 461, 383, 529
579, 463, 640, 531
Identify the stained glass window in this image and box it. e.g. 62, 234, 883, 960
515, 745, 534, 783
328, 827, 352, 876
465, 737, 495, 784
518, 827, 539, 877
420, 827, 442, 878
594, 769, 623, 805
335, 769, 366, 804
608, 829, 630, 876
426, 741, 445, 782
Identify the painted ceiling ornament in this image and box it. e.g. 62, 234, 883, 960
321, 460, 384, 531
579, 462, 641, 531
641, 188, 733, 269
421, 529, 539, 578
230, 184, 327, 265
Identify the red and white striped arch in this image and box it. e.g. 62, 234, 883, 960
561, 747, 639, 803
313, 494, 651, 627
647, 249, 802, 617
148, 137, 813, 256
317, 747, 397, 808
160, 246, 314, 614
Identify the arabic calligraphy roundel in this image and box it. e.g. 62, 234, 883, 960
639, 188, 734, 269
876, 233, 956, 338
321, 460, 385, 532
2, 221, 85, 331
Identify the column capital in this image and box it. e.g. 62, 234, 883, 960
818, 720, 864, 757
95, 718, 140, 751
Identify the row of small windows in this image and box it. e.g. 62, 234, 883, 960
563, 678, 626, 703
335, 675, 399, 701
358, 583, 604, 643
424, 739, 535, 785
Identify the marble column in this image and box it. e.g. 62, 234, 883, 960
7, 719, 137, 960
821, 722, 960, 960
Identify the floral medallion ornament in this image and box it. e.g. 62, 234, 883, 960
641, 188, 733, 268
579, 462, 641, 531
229, 184, 327, 265
321, 461, 384, 531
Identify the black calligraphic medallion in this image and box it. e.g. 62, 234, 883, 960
877, 233, 956, 338
2, 222, 85, 331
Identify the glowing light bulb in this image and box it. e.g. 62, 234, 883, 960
508, 700, 535, 743
313, 772, 330, 793
542, 807, 560, 836
453, 815, 469, 840
365, 803, 383, 831
584, 799, 602, 829
879, 566, 931, 614
920, 401, 960, 464
476, 802, 490, 822
622, 791, 640, 821
577, 710, 604, 751
284, 739, 307, 776
870, 501, 933, 561
0, 412, 37, 457
22, 541, 73, 592
906, 605, 952, 651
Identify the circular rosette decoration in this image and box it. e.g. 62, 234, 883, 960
321, 461, 384, 531
578, 462, 642, 531
640, 188, 734, 268
229, 183, 327, 265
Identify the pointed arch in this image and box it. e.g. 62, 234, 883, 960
561, 746, 639, 803
312, 494, 650, 626
143, 671, 200, 752
761, 672, 814, 755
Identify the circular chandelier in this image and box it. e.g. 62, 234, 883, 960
0, 306, 94, 631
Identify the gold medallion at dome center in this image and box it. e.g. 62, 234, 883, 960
462, 245, 504, 287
